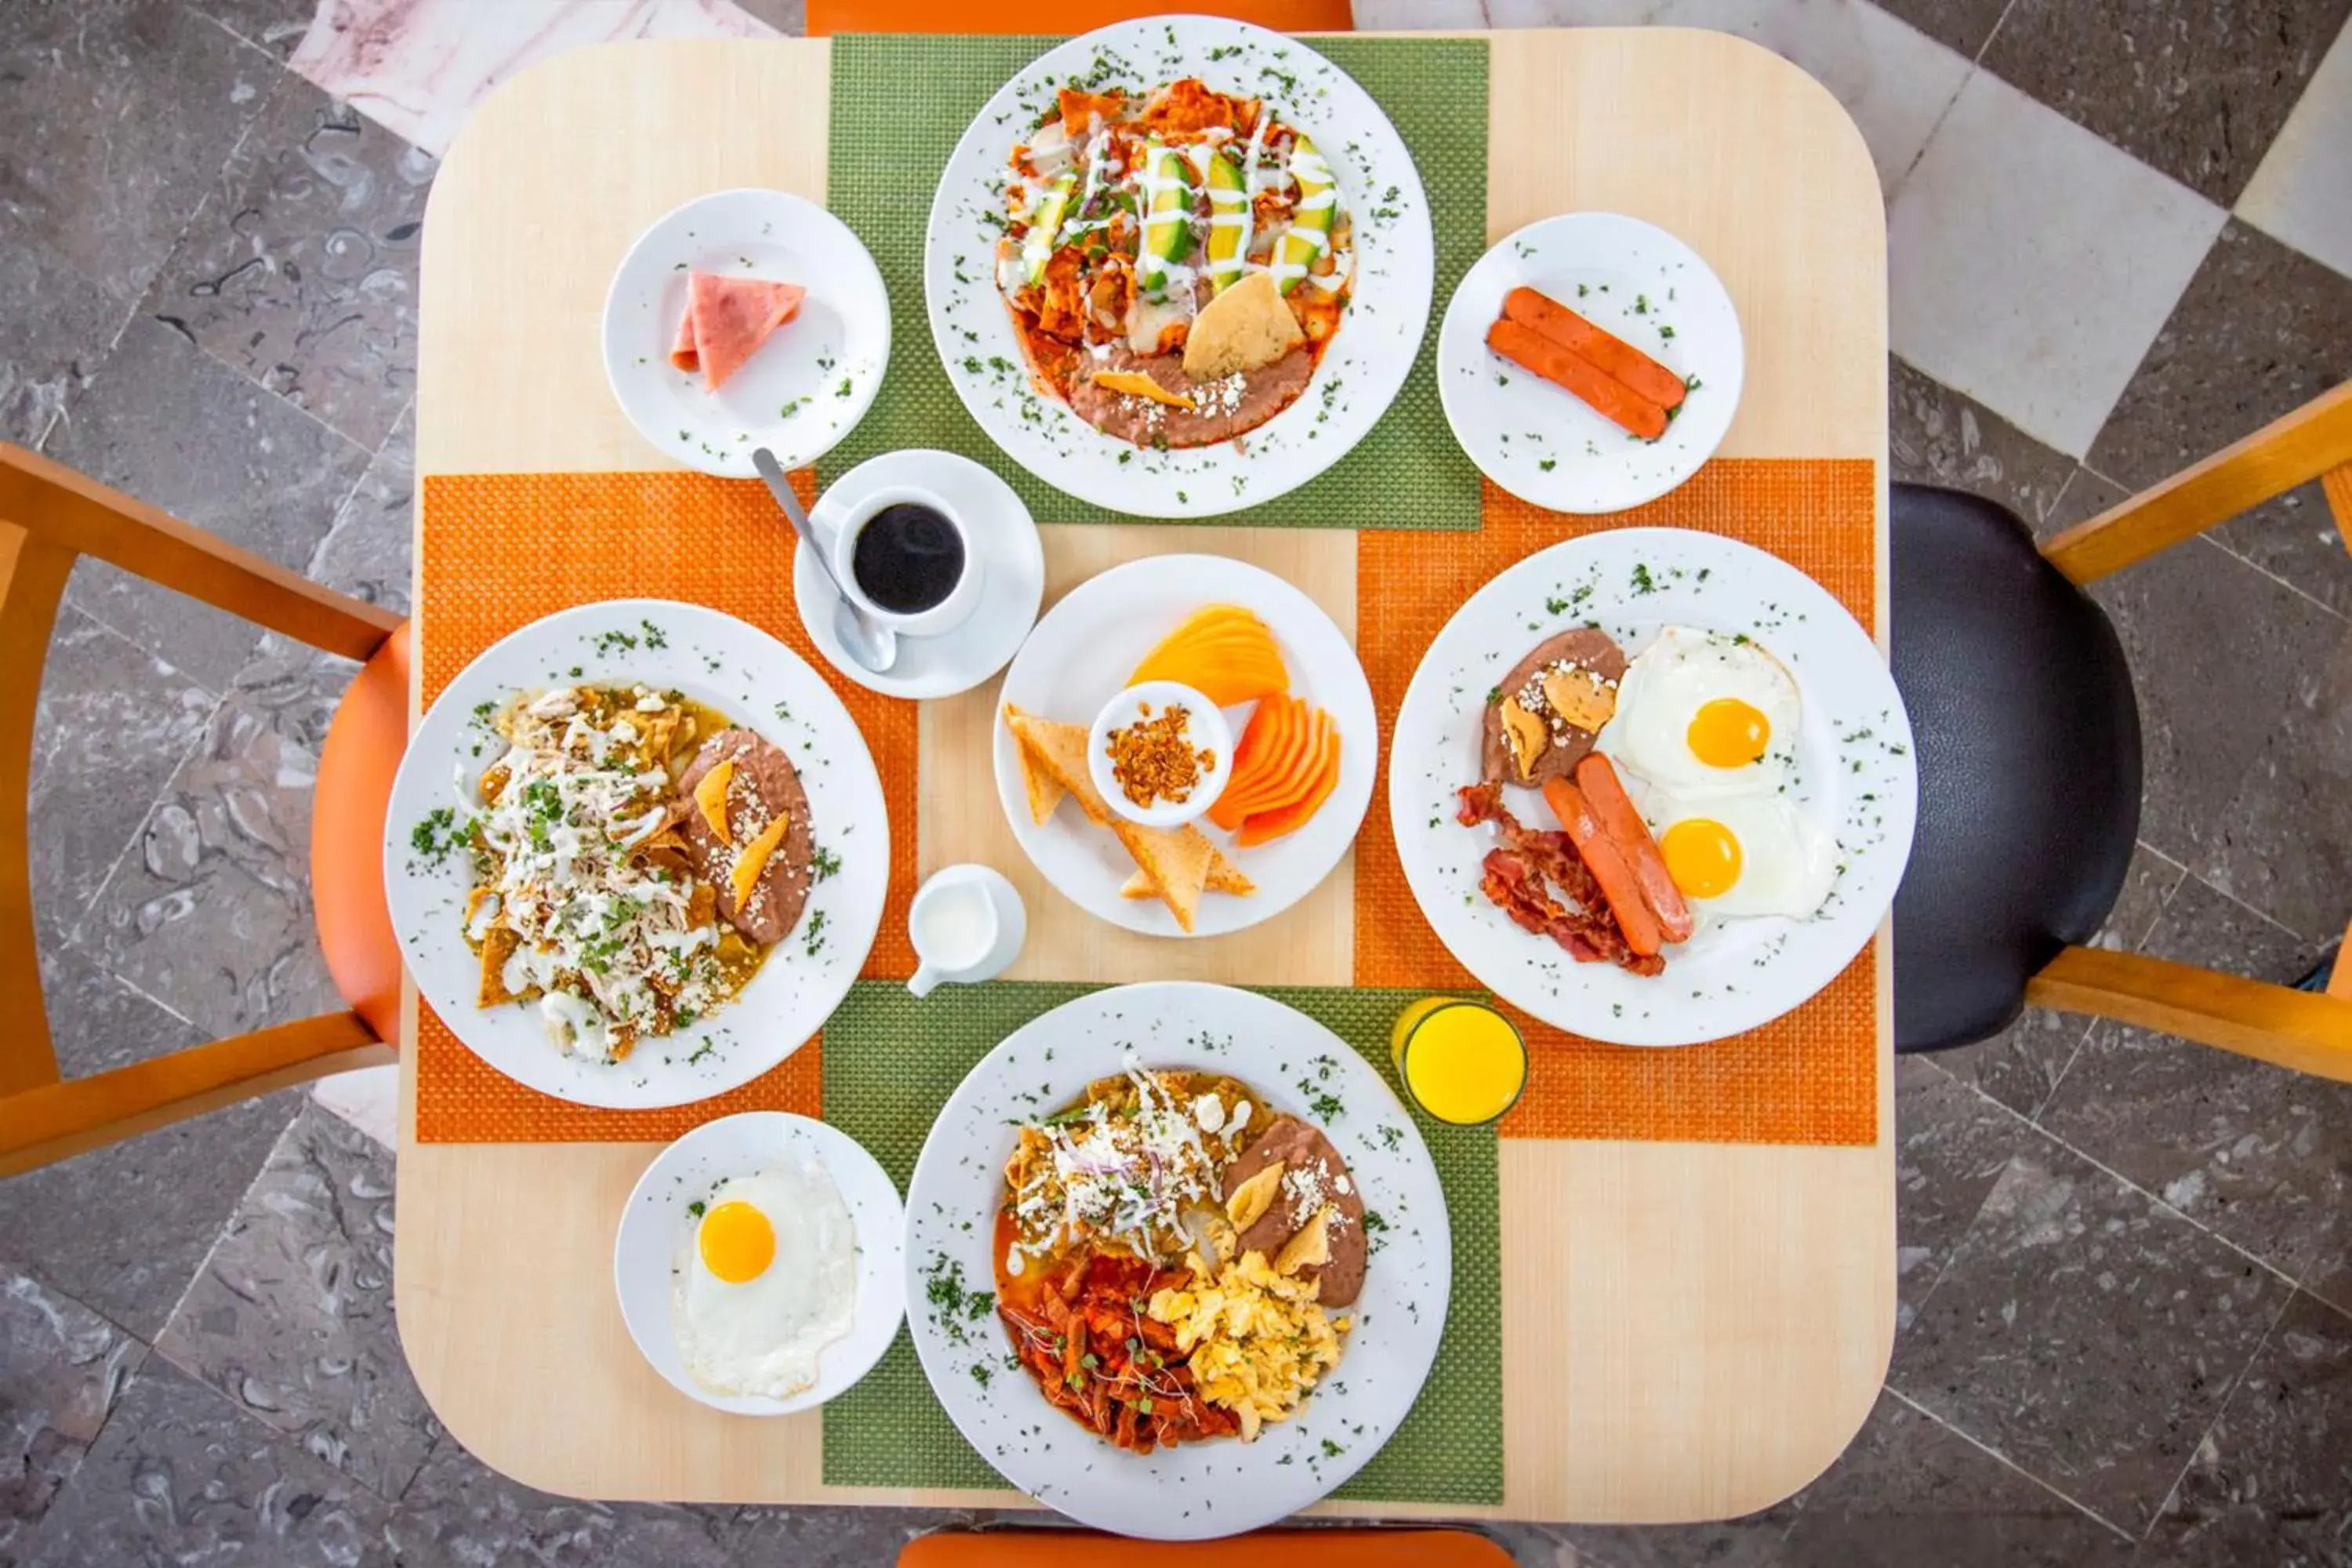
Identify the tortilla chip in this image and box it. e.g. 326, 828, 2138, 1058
477, 926, 524, 1007
728, 812, 791, 909
1182, 270, 1305, 380
1090, 368, 1194, 408
1226, 1161, 1285, 1232
1274, 1207, 1332, 1277
1120, 850, 1254, 898
691, 758, 736, 844
1111, 818, 1214, 932
1004, 705, 1106, 826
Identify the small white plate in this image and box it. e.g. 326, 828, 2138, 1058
614, 1112, 906, 1417
793, 450, 1045, 699
993, 555, 1376, 938
1388, 529, 1916, 1047
903, 983, 1450, 1540
1438, 212, 1744, 514
381, 600, 890, 1109
603, 187, 890, 479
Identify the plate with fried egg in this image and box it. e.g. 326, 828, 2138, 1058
1388, 529, 1917, 1047
614, 1111, 905, 1415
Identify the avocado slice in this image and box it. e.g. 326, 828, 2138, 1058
1138, 141, 1195, 296
1019, 171, 1079, 286
1200, 147, 1250, 294
1272, 134, 1338, 296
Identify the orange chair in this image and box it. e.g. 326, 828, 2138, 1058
0, 443, 404, 1175
807, 1, 1355, 35
901, 1528, 1513, 1565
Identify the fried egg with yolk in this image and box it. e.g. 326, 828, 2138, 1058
673, 1162, 857, 1400
1601, 626, 1799, 797
1630, 783, 1838, 920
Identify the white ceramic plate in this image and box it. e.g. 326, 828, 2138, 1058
793, 449, 1045, 699
924, 17, 1434, 520
904, 982, 1450, 1540
603, 188, 891, 479
1388, 530, 1915, 1046
614, 1112, 906, 1416
1439, 213, 1743, 514
382, 600, 891, 1108
992, 554, 1377, 938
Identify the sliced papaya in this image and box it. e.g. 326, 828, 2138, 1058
1249, 706, 1330, 818
1208, 697, 1286, 831
1238, 722, 1341, 846
1130, 604, 1290, 706
1218, 696, 1312, 822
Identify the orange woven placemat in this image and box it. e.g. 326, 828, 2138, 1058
412, 470, 916, 1143
1356, 459, 1883, 1145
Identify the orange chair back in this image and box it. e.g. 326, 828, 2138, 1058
0, 443, 400, 1174
808, 1, 1356, 34
900, 1530, 1514, 1566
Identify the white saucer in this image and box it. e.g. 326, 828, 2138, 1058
793, 450, 1044, 699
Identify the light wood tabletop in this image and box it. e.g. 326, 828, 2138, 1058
398, 28, 1893, 1524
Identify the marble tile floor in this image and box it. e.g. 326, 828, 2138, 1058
4, 2, 2350, 1564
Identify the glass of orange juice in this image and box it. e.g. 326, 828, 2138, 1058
1390, 997, 1527, 1126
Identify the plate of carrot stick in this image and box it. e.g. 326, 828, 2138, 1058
1437, 212, 1744, 514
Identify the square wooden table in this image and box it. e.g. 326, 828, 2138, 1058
395, 27, 1893, 1523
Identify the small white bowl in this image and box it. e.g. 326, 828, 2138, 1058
1086, 681, 1232, 829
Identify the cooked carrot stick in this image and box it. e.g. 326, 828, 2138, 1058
1487, 319, 1668, 441
1504, 287, 1688, 412
1573, 753, 1693, 944
1542, 775, 1664, 957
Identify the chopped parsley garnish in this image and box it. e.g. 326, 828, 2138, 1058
923, 1254, 995, 1347
590, 630, 639, 657
409, 808, 463, 866
810, 845, 842, 884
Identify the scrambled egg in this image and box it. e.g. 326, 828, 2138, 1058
1147, 1250, 1348, 1442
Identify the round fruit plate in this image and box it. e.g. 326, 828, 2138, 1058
992, 554, 1376, 938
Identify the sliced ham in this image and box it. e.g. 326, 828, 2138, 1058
669, 271, 805, 391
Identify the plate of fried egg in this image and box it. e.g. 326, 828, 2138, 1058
614, 1111, 905, 1414
1388, 528, 1917, 1047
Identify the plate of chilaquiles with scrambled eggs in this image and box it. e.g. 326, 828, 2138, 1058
383, 600, 890, 1109
1389, 530, 1920, 1047
924, 16, 1432, 519
905, 983, 1449, 1540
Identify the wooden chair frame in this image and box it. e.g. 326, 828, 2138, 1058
0, 444, 401, 1177
2027, 382, 2352, 1069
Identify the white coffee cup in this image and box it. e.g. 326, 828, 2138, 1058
829, 484, 985, 640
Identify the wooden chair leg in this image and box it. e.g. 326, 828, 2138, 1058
2326, 463, 2352, 558
2025, 946, 2352, 1081
0, 1011, 394, 1178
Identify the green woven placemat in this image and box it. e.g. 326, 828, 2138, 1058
821, 980, 1503, 1506
822, 35, 1488, 529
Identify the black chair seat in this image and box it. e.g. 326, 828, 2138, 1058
1889, 485, 2143, 1051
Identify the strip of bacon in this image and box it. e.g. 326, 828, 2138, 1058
1458, 783, 1664, 976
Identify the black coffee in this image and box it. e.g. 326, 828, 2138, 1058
851, 503, 965, 614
